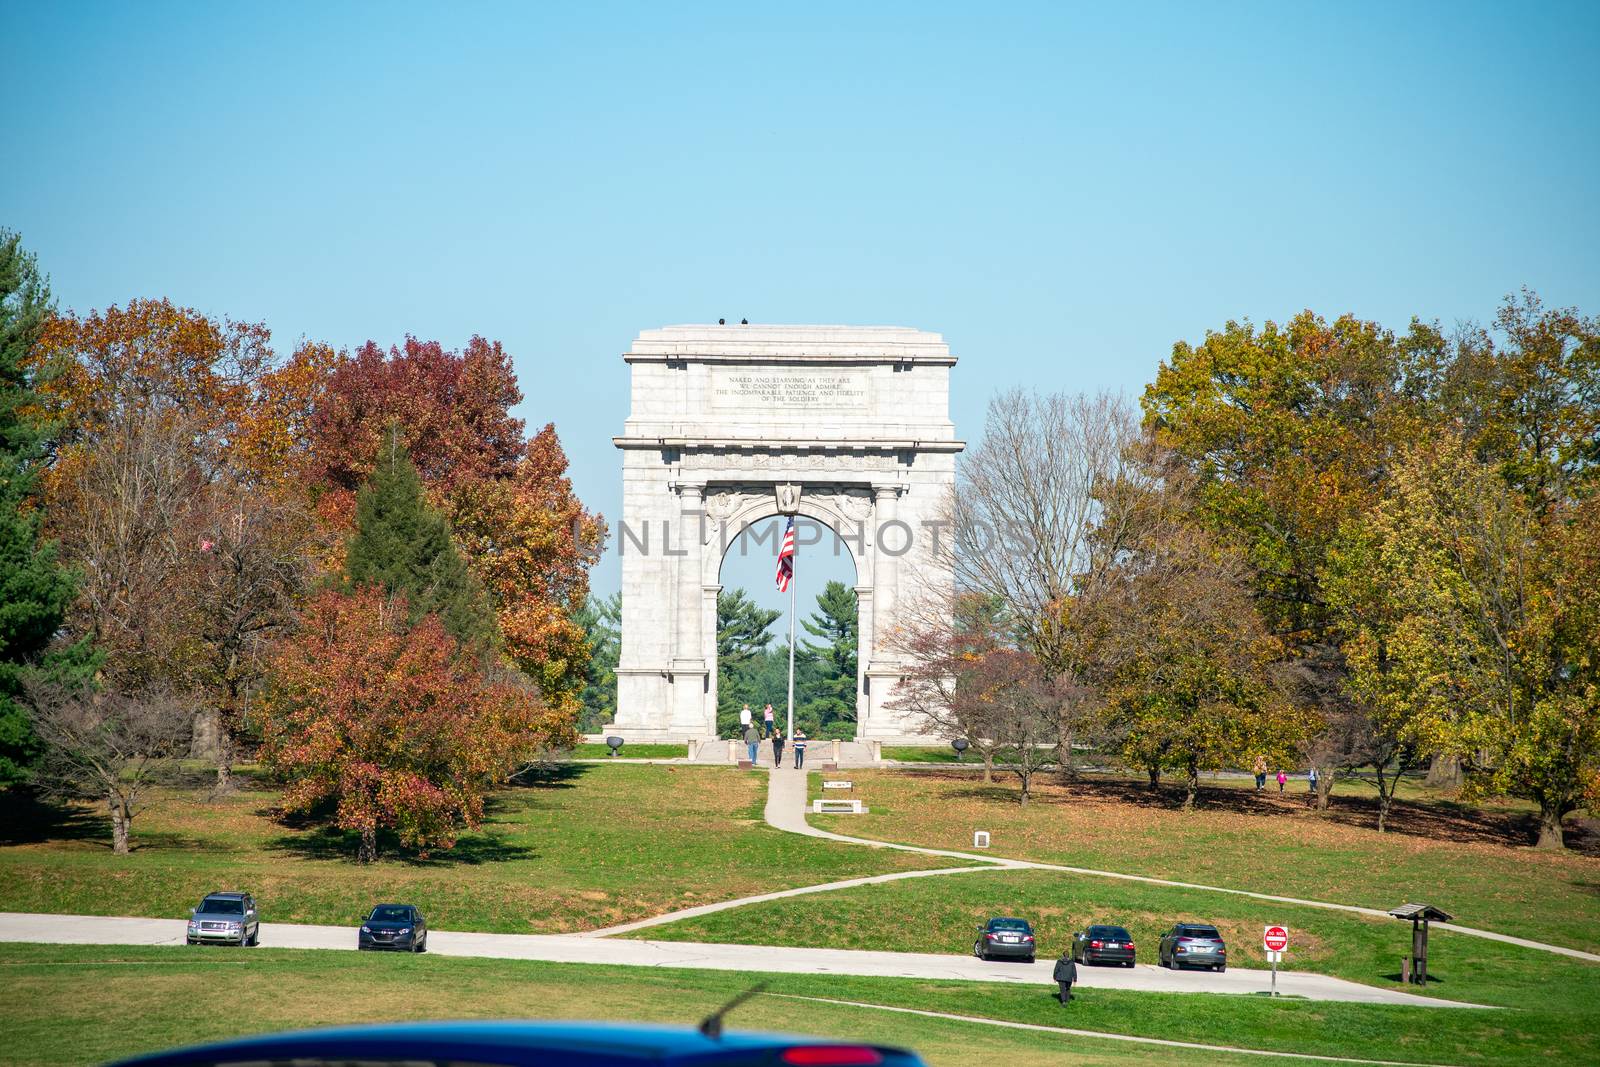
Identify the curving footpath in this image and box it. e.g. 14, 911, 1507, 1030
759, 767, 1600, 964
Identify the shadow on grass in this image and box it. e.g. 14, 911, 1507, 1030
265, 825, 536, 866
1380, 973, 1448, 986
913, 770, 1579, 852
507, 762, 594, 790
0, 790, 104, 846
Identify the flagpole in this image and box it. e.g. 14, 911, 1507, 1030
786, 552, 796, 742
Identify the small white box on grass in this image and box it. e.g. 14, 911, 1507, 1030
973, 831, 991, 848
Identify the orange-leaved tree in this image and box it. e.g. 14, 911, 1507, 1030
306, 337, 603, 723
258, 586, 570, 862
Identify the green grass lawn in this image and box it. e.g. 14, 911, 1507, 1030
807, 770, 1600, 953
4, 942, 1596, 1067
0, 764, 940, 933
566, 742, 689, 759
627, 865, 1600, 1011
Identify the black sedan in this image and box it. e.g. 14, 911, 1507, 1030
359, 904, 427, 952
974, 917, 1036, 962
1071, 924, 1136, 966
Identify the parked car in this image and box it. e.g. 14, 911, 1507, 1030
1158, 923, 1227, 971
359, 903, 427, 952
1071, 924, 1136, 966
108, 1020, 928, 1067
186, 892, 259, 947
973, 916, 1036, 962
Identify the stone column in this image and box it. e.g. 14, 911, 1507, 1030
703, 581, 722, 734
853, 583, 874, 736
669, 483, 710, 734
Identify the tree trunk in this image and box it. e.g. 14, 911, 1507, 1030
981, 752, 994, 784
1534, 805, 1566, 850
213, 729, 235, 797
1314, 769, 1333, 811
1147, 765, 1162, 791
1183, 761, 1199, 811
1424, 752, 1462, 790
358, 826, 378, 864
109, 796, 131, 855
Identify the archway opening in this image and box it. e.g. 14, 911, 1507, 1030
713, 515, 860, 740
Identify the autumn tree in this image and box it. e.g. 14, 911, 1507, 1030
1328, 436, 1600, 843
448, 425, 605, 719
890, 593, 1013, 786
0, 230, 81, 786
26, 681, 192, 854
258, 587, 567, 862
1098, 502, 1307, 811
30, 300, 332, 785
308, 340, 603, 724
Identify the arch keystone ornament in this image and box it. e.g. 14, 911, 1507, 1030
608, 324, 963, 743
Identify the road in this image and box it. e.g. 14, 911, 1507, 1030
0, 911, 1479, 1007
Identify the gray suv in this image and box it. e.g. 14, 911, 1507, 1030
1158, 922, 1226, 971
187, 892, 259, 947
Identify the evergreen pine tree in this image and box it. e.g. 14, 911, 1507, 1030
344, 426, 498, 651
0, 230, 82, 786
799, 580, 858, 737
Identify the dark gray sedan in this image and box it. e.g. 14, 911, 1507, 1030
186, 892, 259, 947
974, 917, 1036, 962
1072, 924, 1136, 966
1158, 922, 1227, 971
359, 904, 427, 952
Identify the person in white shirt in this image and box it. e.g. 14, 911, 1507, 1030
739, 704, 752, 732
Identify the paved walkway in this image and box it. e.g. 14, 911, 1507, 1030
765, 994, 1467, 1067
760, 768, 1600, 963
0, 912, 1475, 1006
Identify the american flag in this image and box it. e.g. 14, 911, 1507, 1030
775, 517, 796, 593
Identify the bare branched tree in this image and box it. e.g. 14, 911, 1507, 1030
935, 390, 1141, 767
26, 682, 193, 854
191, 475, 321, 794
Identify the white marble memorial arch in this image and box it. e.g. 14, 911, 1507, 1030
609, 325, 963, 742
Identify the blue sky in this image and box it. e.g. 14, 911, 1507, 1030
4, 1, 1597, 622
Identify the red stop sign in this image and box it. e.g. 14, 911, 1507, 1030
1263, 925, 1289, 952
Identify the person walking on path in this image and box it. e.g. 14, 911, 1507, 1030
1276, 769, 1288, 793
1053, 949, 1078, 1004
739, 704, 752, 731
1252, 755, 1268, 791
743, 723, 761, 765
792, 730, 808, 769
771, 730, 785, 767
762, 704, 776, 738
1308, 766, 1320, 794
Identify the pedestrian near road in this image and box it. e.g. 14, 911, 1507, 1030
793, 730, 808, 769
772, 730, 785, 767
762, 704, 776, 737
1308, 766, 1320, 794
743, 724, 761, 765
1276, 769, 1287, 793
1252, 755, 1268, 791
1053, 949, 1078, 1004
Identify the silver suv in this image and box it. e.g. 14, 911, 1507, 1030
187, 892, 259, 947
